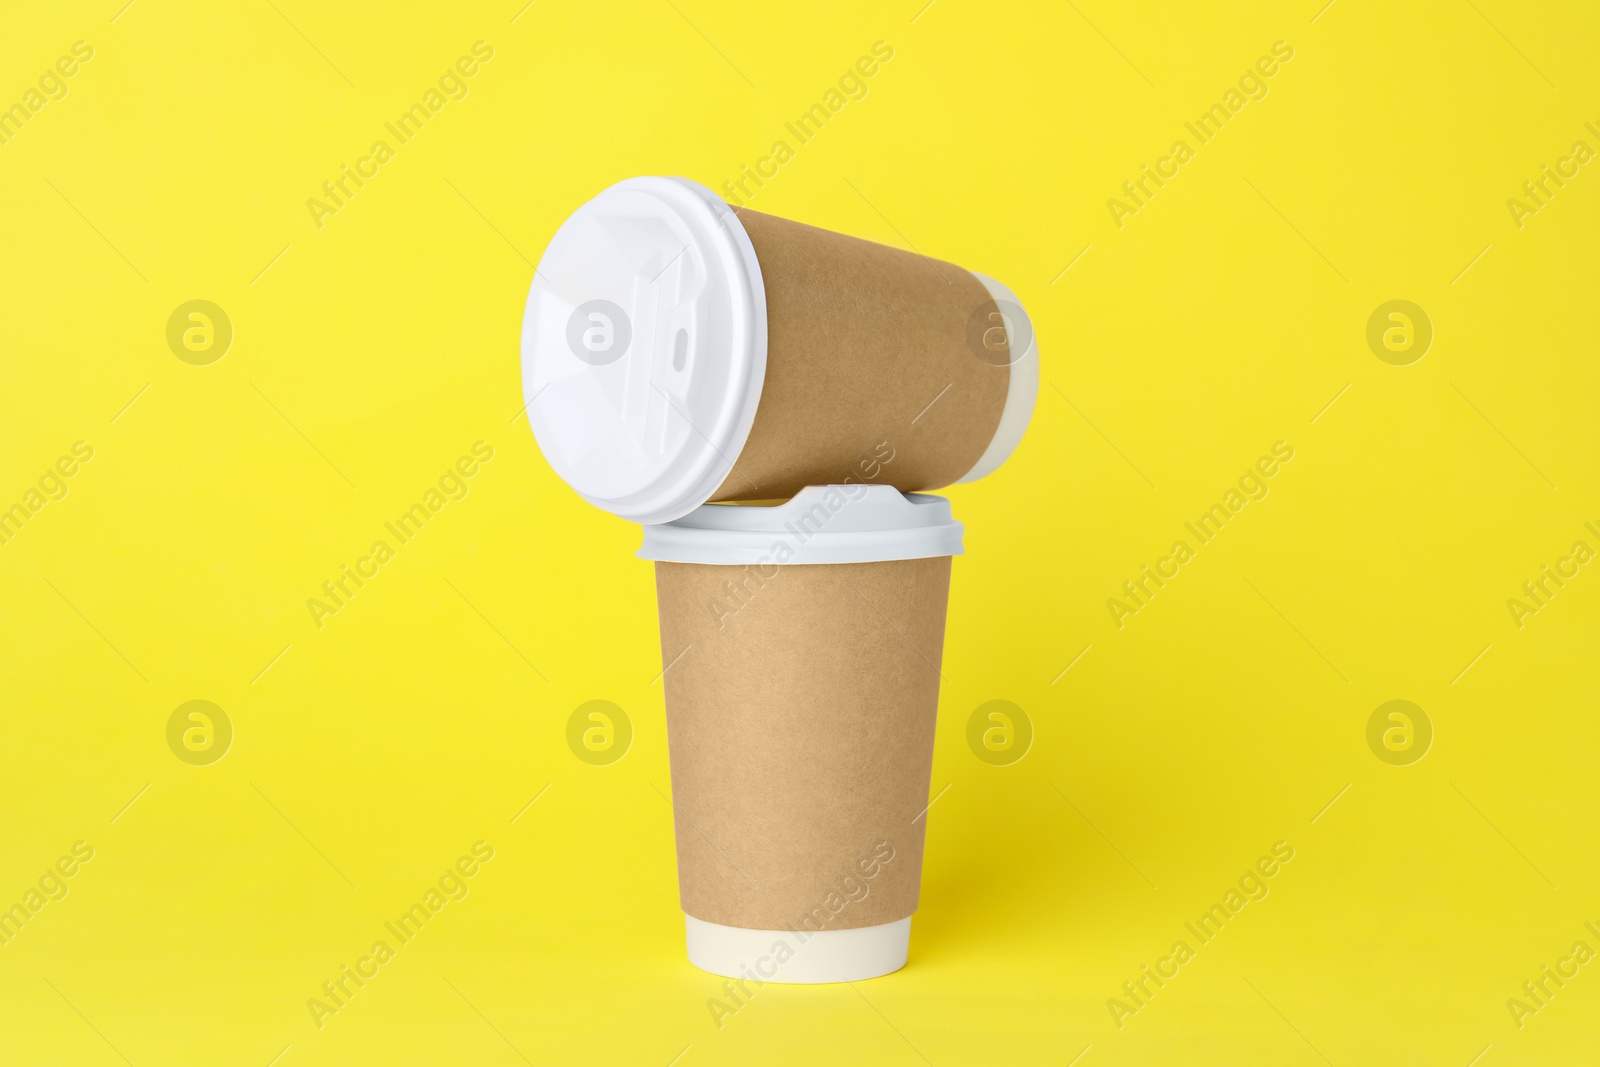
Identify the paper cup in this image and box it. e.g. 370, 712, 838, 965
522, 177, 1038, 523
638, 485, 961, 982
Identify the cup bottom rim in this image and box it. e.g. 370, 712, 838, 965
684, 914, 911, 984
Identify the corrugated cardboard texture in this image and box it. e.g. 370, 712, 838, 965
712, 208, 1009, 501
654, 556, 951, 931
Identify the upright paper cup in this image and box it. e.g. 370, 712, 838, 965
639, 485, 961, 983
522, 176, 1038, 523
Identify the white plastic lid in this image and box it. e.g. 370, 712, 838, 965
685, 915, 910, 984
958, 273, 1039, 483
638, 485, 963, 566
520, 177, 767, 524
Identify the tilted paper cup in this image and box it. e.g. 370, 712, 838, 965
522, 176, 1038, 523
638, 485, 962, 982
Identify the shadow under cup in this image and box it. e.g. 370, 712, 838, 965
638, 486, 964, 983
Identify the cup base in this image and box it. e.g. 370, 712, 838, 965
684, 915, 911, 984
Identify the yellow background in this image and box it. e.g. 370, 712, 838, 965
3, 0, 1598, 1063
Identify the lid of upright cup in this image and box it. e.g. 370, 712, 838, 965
638, 485, 964, 565
520, 177, 767, 524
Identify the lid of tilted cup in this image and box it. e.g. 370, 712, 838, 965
638, 485, 964, 566
520, 177, 767, 525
